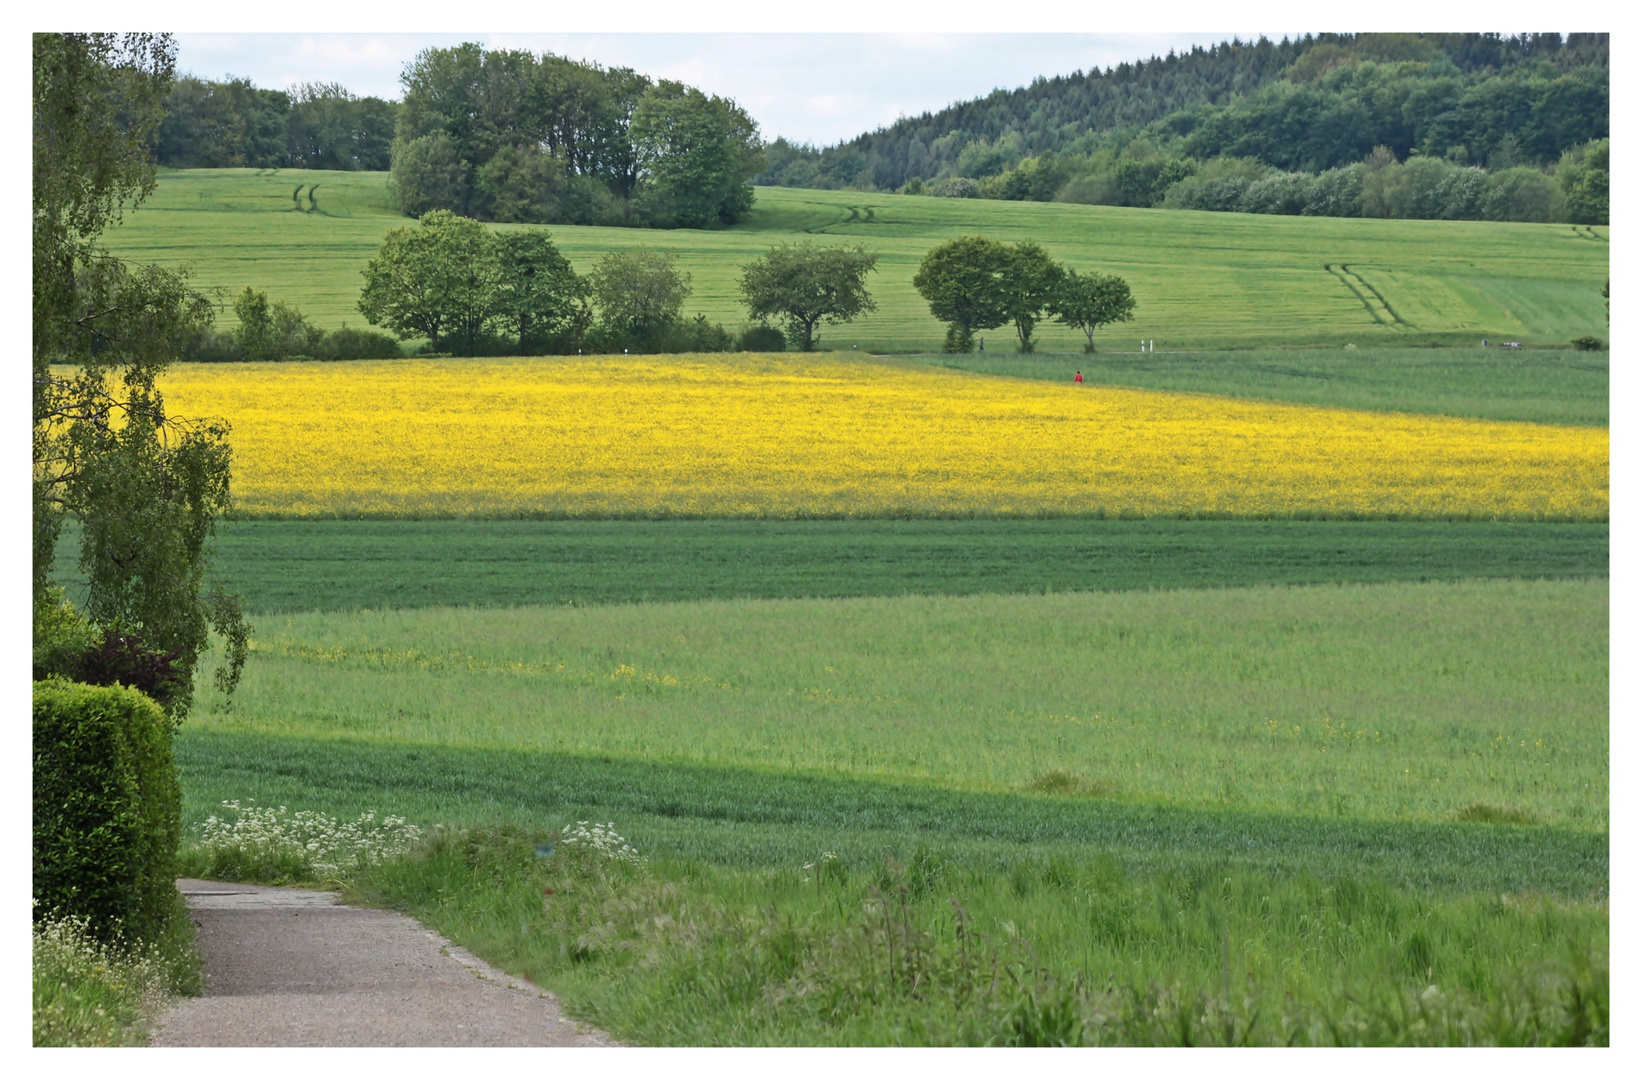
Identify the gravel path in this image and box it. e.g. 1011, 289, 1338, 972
152, 879, 615, 1047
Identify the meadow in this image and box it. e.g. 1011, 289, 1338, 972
85, 167, 1609, 1045
153, 354, 1608, 521
101, 169, 1610, 350
174, 575, 1609, 1044
188, 578, 1607, 828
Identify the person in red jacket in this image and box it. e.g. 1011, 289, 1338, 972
1074, 370, 1083, 385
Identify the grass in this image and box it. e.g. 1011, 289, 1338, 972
931, 347, 1610, 427
171, 734, 1609, 1045
188, 578, 1608, 829
102, 169, 1609, 350
345, 825, 1608, 1045
175, 730, 1608, 897
155, 534, 1607, 1045
54, 518, 1611, 614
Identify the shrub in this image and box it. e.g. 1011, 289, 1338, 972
314, 325, 404, 360
926, 176, 980, 198
34, 679, 182, 947
1303, 164, 1364, 217
180, 326, 243, 362
672, 314, 735, 353
1483, 167, 1562, 223
737, 324, 788, 351
1569, 336, 1605, 351
1240, 172, 1316, 215
33, 594, 190, 718
1162, 174, 1254, 212
1055, 173, 1123, 206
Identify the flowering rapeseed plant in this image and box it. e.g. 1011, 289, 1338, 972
157, 354, 1607, 521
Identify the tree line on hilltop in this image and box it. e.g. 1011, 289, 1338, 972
156, 77, 398, 170
156, 43, 765, 231
759, 33, 1609, 224
153, 33, 1607, 227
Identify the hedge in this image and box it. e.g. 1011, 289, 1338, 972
33, 678, 182, 946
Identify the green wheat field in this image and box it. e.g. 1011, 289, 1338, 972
103, 168, 1610, 351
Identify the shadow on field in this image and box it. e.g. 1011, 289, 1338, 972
178, 730, 1607, 898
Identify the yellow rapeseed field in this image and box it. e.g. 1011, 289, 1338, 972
157, 354, 1608, 520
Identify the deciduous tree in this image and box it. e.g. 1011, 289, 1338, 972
1047, 269, 1136, 352
631, 81, 763, 229
911, 236, 1013, 352
1002, 241, 1064, 353
589, 248, 691, 349
497, 232, 589, 352
34, 32, 247, 717
739, 242, 878, 351
358, 209, 503, 352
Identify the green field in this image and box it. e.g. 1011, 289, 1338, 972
175, 575, 1608, 1044
937, 348, 1609, 426
179, 730, 1608, 1044
102, 168, 1609, 351
55, 518, 1608, 614
190, 577, 1606, 828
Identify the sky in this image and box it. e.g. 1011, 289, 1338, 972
172, 33, 1280, 148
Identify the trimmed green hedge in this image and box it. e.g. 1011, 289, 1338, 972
34, 678, 181, 945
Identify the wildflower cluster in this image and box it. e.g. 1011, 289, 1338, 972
195, 800, 422, 880
559, 821, 646, 865
32, 913, 159, 1046
802, 851, 842, 885
157, 354, 1607, 522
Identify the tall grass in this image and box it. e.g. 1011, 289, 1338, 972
347, 824, 1608, 1046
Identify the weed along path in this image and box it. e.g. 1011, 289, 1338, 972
153, 879, 614, 1047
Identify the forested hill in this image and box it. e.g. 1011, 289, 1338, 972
758, 33, 1609, 193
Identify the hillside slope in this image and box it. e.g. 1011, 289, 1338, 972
760, 33, 1609, 193
103, 168, 1608, 351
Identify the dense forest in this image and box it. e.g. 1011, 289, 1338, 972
758, 33, 1609, 224
155, 77, 398, 170
388, 43, 763, 229
152, 33, 1608, 226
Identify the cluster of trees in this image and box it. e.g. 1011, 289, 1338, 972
351, 214, 1136, 357
182, 288, 403, 362
918, 137, 1609, 225
389, 43, 763, 230
155, 77, 397, 170
356, 212, 877, 355
758, 33, 1609, 224
1159, 141, 1606, 222
912, 237, 1134, 353
34, 32, 247, 721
